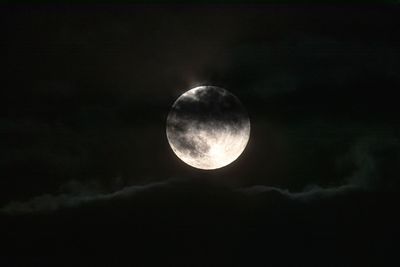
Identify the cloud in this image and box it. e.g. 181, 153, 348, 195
0, 179, 359, 215
238, 134, 400, 200
2, 133, 398, 215
238, 184, 358, 202
342, 135, 400, 190
1, 180, 170, 214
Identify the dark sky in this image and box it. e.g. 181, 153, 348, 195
1, 5, 399, 266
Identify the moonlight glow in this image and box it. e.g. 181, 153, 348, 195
166, 86, 250, 170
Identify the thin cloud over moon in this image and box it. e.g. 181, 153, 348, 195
166, 86, 250, 170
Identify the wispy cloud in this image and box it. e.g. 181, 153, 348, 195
1, 180, 170, 214
237, 184, 358, 202
2, 134, 398, 215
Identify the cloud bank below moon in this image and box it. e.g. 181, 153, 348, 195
2, 123, 398, 215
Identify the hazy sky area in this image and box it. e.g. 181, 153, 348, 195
1, 5, 399, 266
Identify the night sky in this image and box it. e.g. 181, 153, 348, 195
1, 5, 399, 266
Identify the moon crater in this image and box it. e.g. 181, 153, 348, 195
166, 86, 250, 170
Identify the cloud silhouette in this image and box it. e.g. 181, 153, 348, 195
2, 132, 399, 215
1, 180, 170, 214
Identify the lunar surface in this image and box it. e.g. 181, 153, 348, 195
166, 86, 250, 170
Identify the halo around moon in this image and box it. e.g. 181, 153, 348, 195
166, 86, 250, 170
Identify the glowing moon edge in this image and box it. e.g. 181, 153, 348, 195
166, 86, 250, 170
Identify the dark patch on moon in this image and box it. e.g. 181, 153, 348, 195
166, 86, 250, 162
171, 86, 247, 127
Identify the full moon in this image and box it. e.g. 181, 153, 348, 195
166, 86, 250, 170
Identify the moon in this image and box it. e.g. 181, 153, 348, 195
166, 86, 250, 170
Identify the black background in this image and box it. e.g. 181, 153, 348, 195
1, 5, 399, 266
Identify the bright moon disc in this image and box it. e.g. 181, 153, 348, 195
166, 86, 250, 170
